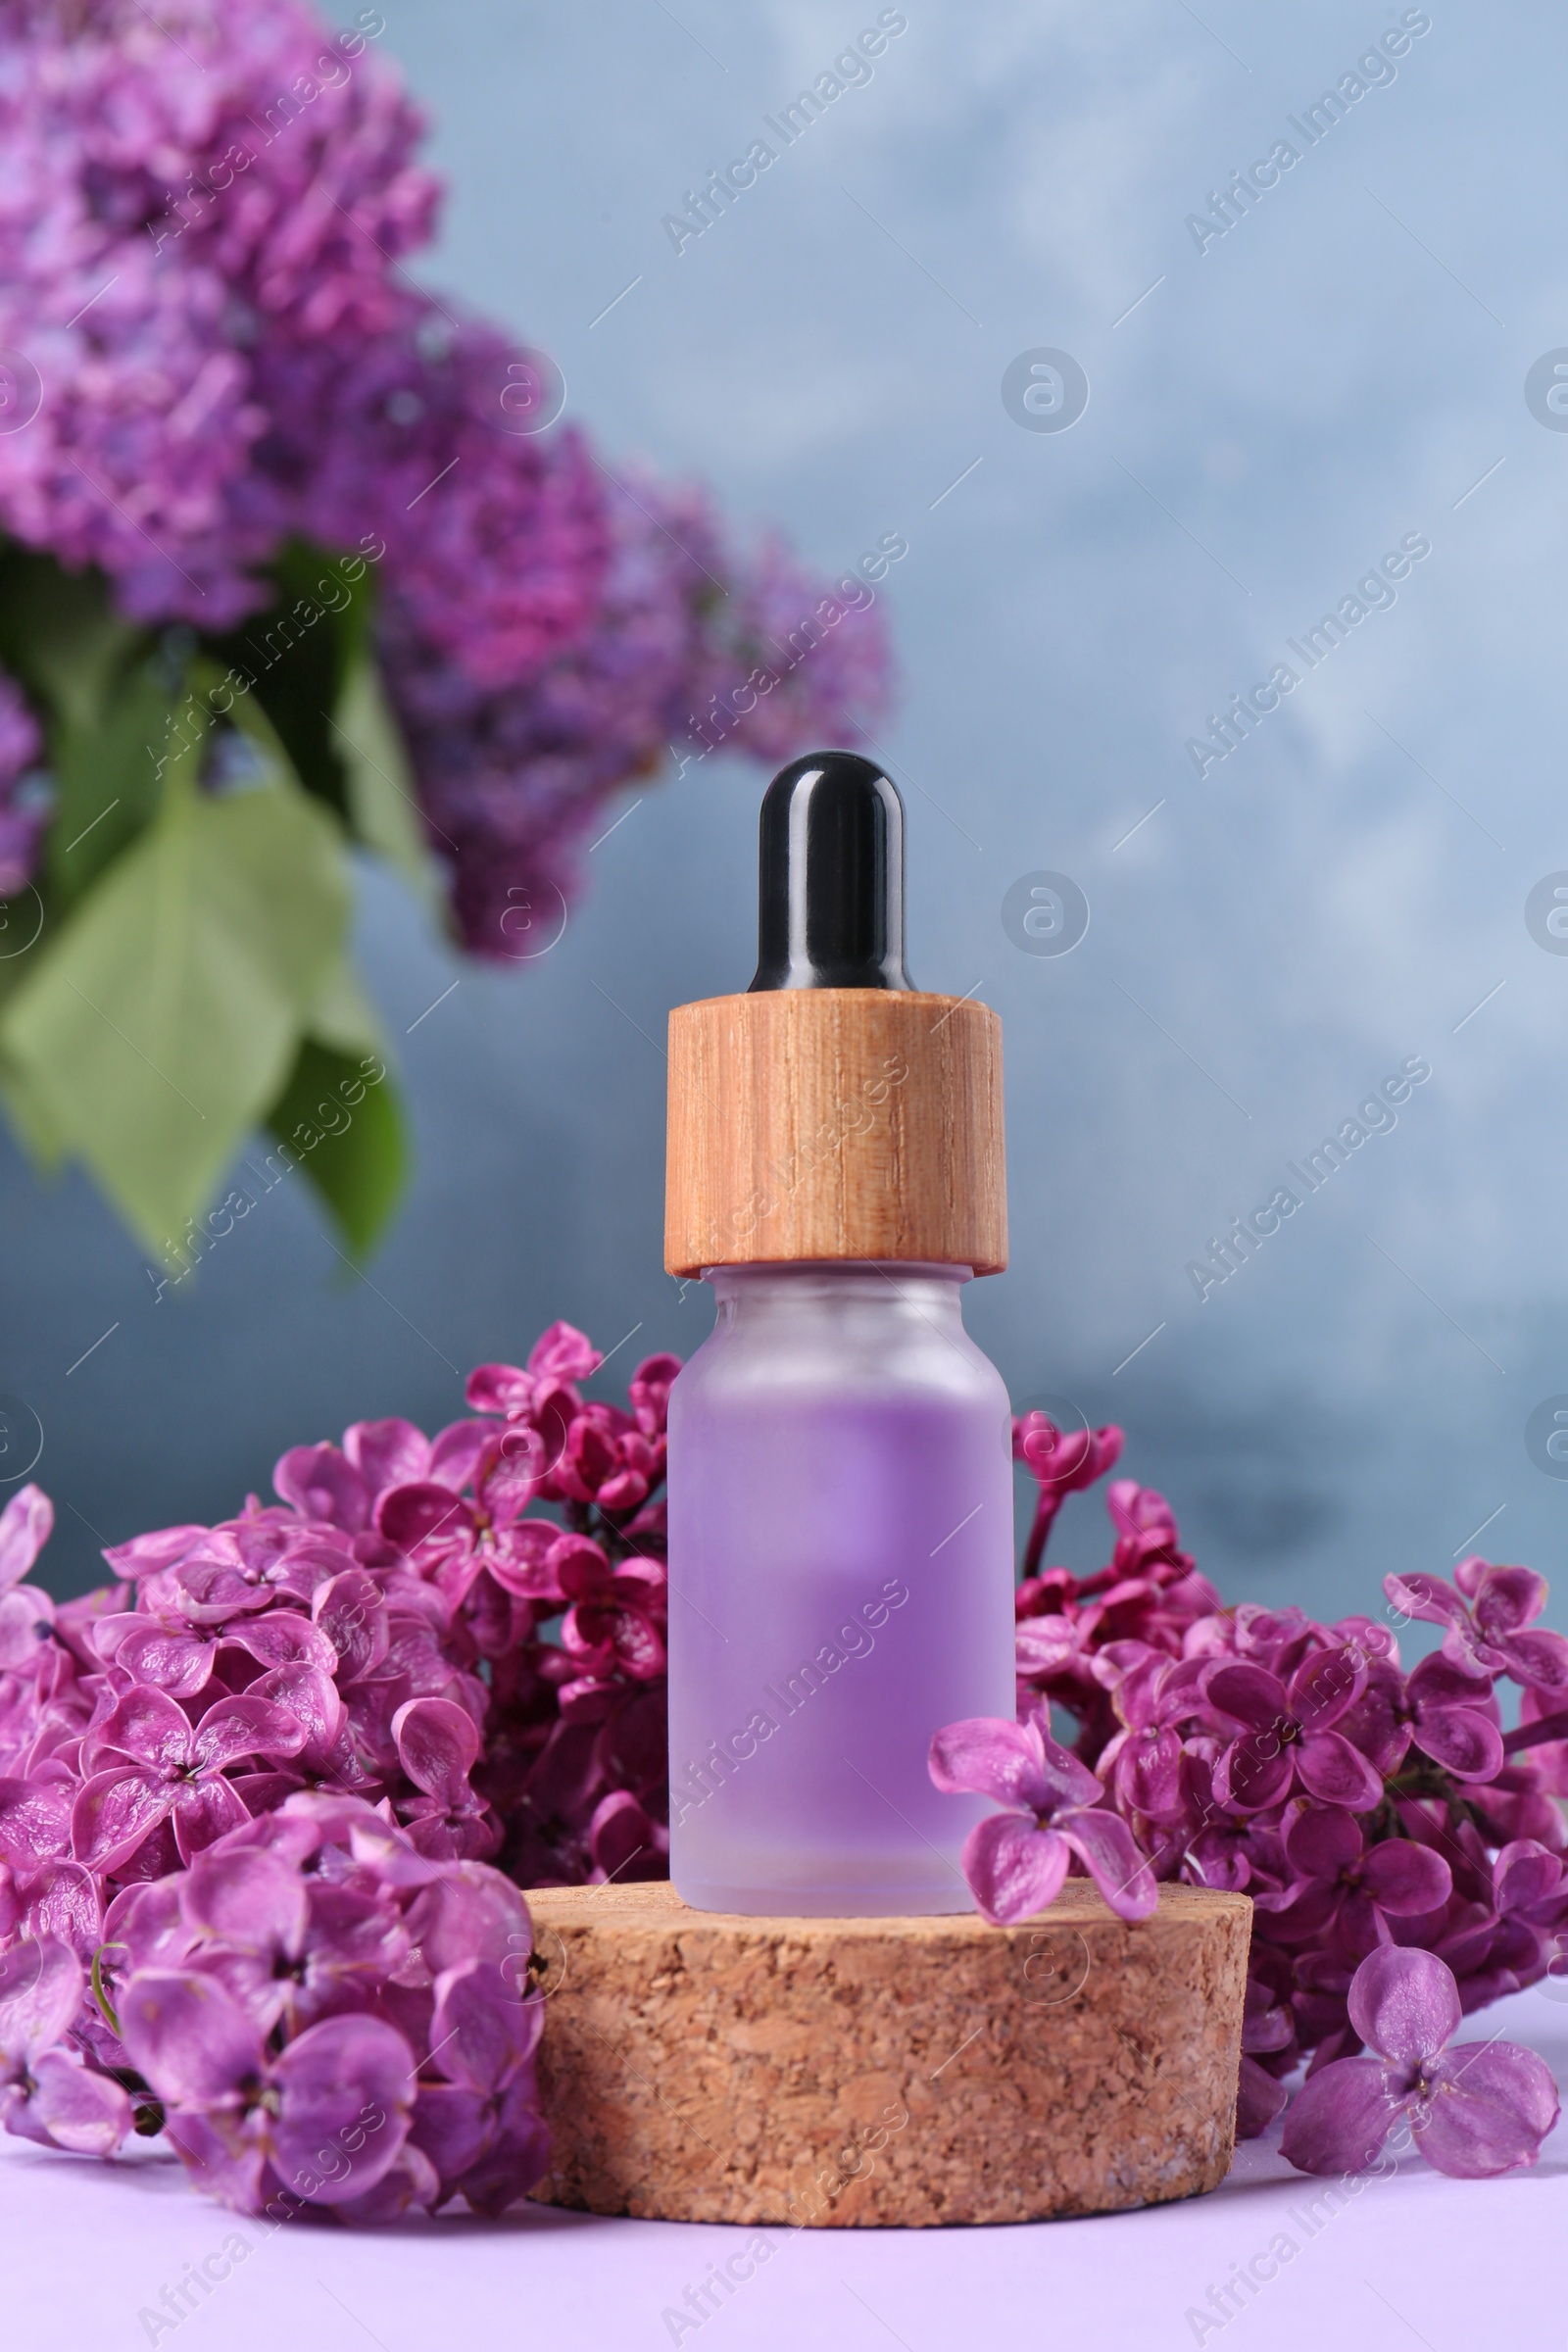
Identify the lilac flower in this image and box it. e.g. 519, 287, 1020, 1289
1253, 1805, 1452, 1959
928, 1711, 1155, 1923
1389, 1559, 1568, 1695
1336, 1650, 1503, 1782
177, 1841, 408, 2034
93, 1601, 338, 1699
390, 1697, 499, 1860
0, 1937, 129, 2155
1281, 1946, 1559, 2179
0, 1, 889, 966
385, 469, 889, 958
409, 1958, 549, 2215
284, 297, 610, 695
1095, 1648, 1210, 1822
0, 0, 439, 622
1236, 1975, 1295, 2139
1013, 1413, 1124, 1576
375, 1442, 556, 1606
468, 1322, 602, 1412
118, 1968, 416, 2212
1202, 1646, 1383, 1813
72, 1686, 308, 1873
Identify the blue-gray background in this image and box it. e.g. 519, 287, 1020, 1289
9, 0, 1568, 1631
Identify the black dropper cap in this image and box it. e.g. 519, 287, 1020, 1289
748, 751, 913, 993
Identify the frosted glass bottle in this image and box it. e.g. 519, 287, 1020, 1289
666, 1261, 1015, 1915
663, 748, 1014, 1916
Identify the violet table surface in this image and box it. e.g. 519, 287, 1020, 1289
4, 1984, 1564, 2352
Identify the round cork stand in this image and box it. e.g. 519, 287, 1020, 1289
526, 1881, 1251, 2228
663, 990, 1006, 1278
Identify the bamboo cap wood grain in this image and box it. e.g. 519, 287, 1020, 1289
664, 988, 1006, 1275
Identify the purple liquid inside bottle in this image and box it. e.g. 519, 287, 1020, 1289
667, 1261, 1015, 1914
662, 751, 1016, 1916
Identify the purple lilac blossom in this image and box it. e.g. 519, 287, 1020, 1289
0, 0, 891, 951
382, 467, 892, 956
5, 1359, 1565, 2209
929, 1410, 1568, 2176
0, 1320, 671, 2213
1280, 1945, 1558, 2179
927, 1712, 1156, 1923
0, 0, 439, 623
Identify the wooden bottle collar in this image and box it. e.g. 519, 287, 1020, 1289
663, 988, 1006, 1279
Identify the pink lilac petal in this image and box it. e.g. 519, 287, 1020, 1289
1055, 1806, 1157, 1920
1203, 1662, 1284, 1733
1235, 2054, 1290, 2139
409, 2080, 490, 2191
0, 1936, 82, 2061
426, 1421, 491, 1490
273, 1446, 370, 1533
1385, 1571, 1464, 1630
1348, 1944, 1460, 2065
0, 1486, 52, 1592
448, 2093, 552, 2217
1279, 2056, 1400, 2175
1494, 1839, 1565, 1915
118, 1969, 263, 2107
1474, 1568, 1548, 1637
313, 1570, 391, 1682
426, 1958, 542, 2096
333, 2138, 442, 2223
401, 1863, 533, 1977
958, 1813, 1071, 1926
928, 1715, 1100, 1814
1432, 2037, 1559, 2139
269, 2014, 416, 2202
1360, 1840, 1452, 1916
393, 1697, 480, 1806
342, 1419, 430, 1499
375, 1483, 473, 1553
22, 2051, 131, 2156
1415, 2041, 1560, 2179
180, 1844, 308, 1950
1295, 1730, 1385, 1811
528, 1323, 603, 1385
588, 1788, 659, 1882
0, 1776, 73, 1874
1283, 1804, 1361, 1880
160, 2109, 267, 2214
20, 1863, 101, 1958
101, 1526, 216, 1583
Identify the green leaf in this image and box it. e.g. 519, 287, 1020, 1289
0, 761, 350, 1252
300, 950, 384, 1060
46, 657, 188, 909
0, 542, 173, 907
264, 1034, 409, 1258
0, 1051, 68, 1169
334, 655, 441, 909
204, 538, 379, 818
0, 543, 141, 731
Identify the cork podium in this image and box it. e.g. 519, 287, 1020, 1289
526, 1881, 1252, 2227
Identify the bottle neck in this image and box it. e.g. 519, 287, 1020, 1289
703, 1262, 972, 1331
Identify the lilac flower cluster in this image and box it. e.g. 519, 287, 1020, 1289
0, 0, 439, 624
383, 475, 895, 956
0, 0, 890, 935
0, 1320, 674, 2213
931, 1414, 1568, 2180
